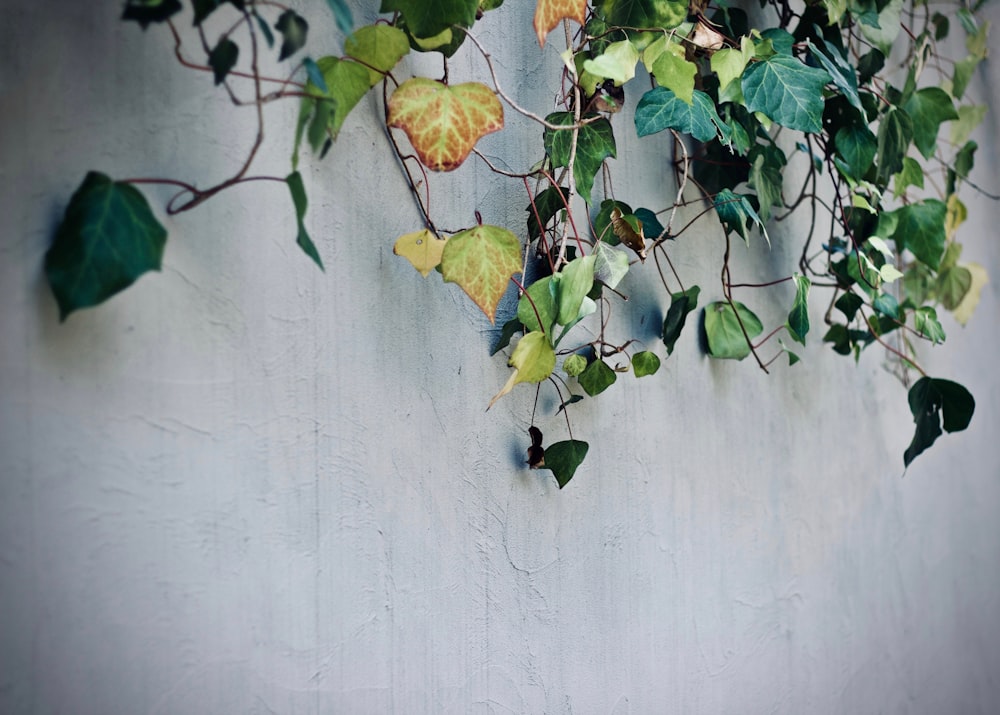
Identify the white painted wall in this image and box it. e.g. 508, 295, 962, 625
2, 1, 999, 713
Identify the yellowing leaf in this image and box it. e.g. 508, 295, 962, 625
582, 40, 639, 86
651, 44, 697, 104
488, 331, 556, 409
952, 262, 988, 326
945, 194, 967, 240
393, 229, 447, 277
388, 79, 504, 171
440, 224, 522, 323
533, 0, 587, 47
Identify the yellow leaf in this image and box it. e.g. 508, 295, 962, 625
393, 229, 447, 277
953, 262, 988, 326
488, 331, 556, 409
440, 224, 522, 323
533, 0, 587, 48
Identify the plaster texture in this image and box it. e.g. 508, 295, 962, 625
1, 1, 999, 713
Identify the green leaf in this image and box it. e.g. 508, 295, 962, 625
892, 199, 947, 270
286, 171, 323, 270
903, 377, 975, 467
662, 285, 699, 355
786, 273, 810, 344
208, 38, 239, 85
938, 264, 973, 310
45, 172, 167, 320
563, 353, 587, 377
635, 88, 727, 143
650, 46, 697, 104
275, 10, 308, 61
121, 0, 182, 28
555, 255, 596, 326
491, 317, 521, 355
913, 306, 946, 344
741, 55, 830, 134
526, 185, 568, 241
835, 292, 864, 320
952, 55, 981, 100
583, 40, 640, 85
893, 156, 924, 198
711, 36, 755, 94
543, 113, 617, 205
876, 107, 913, 184
713, 189, 768, 246
597, 0, 687, 31
579, 358, 617, 396
634, 208, 665, 241
324, 0, 354, 34
592, 241, 630, 290
903, 87, 958, 159
951, 104, 987, 146
632, 351, 660, 377
834, 125, 877, 180
543, 440, 589, 488
488, 331, 557, 408
859, 0, 902, 55
808, 38, 863, 114
704, 301, 763, 360
748, 146, 784, 222
253, 10, 274, 47
380, 0, 478, 39
302, 57, 328, 93
344, 24, 410, 87
441, 224, 522, 323
298, 56, 371, 149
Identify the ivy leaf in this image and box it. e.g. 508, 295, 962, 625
635, 88, 727, 143
543, 113, 616, 204
859, 0, 903, 55
893, 156, 924, 198
748, 146, 784, 222
892, 199, 947, 270
344, 25, 410, 87
555, 255, 596, 326
903, 377, 975, 467
534, 0, 588, 47
192, 0, 243, 26
517, 276, 556, 334
876, 107, 913, 184
253, 10, 274, 47
45, 172, 167, 320
713, 189, 769, 246
488, 331, 556, 409
950, 104, 986, 146
808, 38, 863, 114
786, 273, 810, 344
121, 0, 182, 28
562, 353, 587, 377
583, 40, 640, 85
389, 79, 504, 172
650, 42, 698, 104
903, 87, 958, 159
275, 10, 308, 61
579, 358, 617, 396
393, 228, 447, 277
704, 301, 764, 360
711, 36, 755, 95
441, 224, 522, 323
597, 0, 687, 32
324, 0, 354, 34
662, 285, 699, 355
952, 262, 988, 326
937, 265, 972, 311
285, 172, 323, 270
543, 440, 589, 488
380, 0, 478, 39
610, 207, 646, 260
526, 185, 568, 240
741, 55, 831, 134
632, 351, 660, 377
208, 38, 239, 85
914, 306, 946, 344
593, 241, 630, 289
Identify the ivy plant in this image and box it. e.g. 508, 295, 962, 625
46, 0, 991, 486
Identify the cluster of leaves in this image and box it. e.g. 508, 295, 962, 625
47, 0, 989, 487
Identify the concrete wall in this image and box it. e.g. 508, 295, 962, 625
2, 1, 999, 712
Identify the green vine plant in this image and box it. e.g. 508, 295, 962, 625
45, 0, 992, 487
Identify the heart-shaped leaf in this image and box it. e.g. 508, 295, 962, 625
275, 10, 308, 61
904, 377, 975, 467
534, 0, 587, 47
393, 228, 447, 277
388, 79, 504, 171
440, 224, 522, 323
344, 24, 410, 87
704, 301, 763, 360
741, 55, 830, 134
488, 331, 556, 408
543, 439, 589, 488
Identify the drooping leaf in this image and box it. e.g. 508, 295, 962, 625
45, 172, 167, 319
389, 79, 504, 171
903, 377, 975, 467
324, 0, 354, 34
748, 146, 784, 222
488, 330, 556, 408
635, 88, 728, 143
192, 0, 242, 26
122, 0, 182, 28
208, 38, 239, 85
662, 285, 699, 355
741, 55, 830, 134
713, 189, 769, 246
534, 0, 588, 46
950, 104, 987, 146
393, 228, 447, 277
294, 56, 371, 158
859, 0, 903, 55
302, 57, 329, 93
711, 36, 755, 94
286, 171, 323, 270
491, 317, 522, 355
579, 358, 617, 396
344, 24, 410, 87
380, 0, 478, 39
704, 301, 764, 360
441, 224, 522, 323
253, 10, 274, 47
275, 10, 308, 61
892, 199, 947, 270
937, 265, 972, 311
555, 255, 596, 326
903, 87, 958, 159
786, 273, 810, 344
543, 113, 616, 204
543, 439, 589, 488
632, 351, 660, 377
610, 207, 646, 260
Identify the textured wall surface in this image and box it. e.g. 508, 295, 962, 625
2, 1, 999, 713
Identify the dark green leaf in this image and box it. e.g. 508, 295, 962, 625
275, 10, 308, 61
892, 199, 947, 270
903, 377, 975, 467
835, 292, 864, 320
543, 440, 589, 488
808, 38, 863, 114
856, 48, 885, 85
694, 139, 749, 194
597, 0, 687, 30
662, 285, 699, 355
834, 124, 877, 180
632, 351, 660, 377
903, 87, 958, 159
192, 0, 223, 25
325, 0, 354, 33
253, 11, 275, 47
557, 394, 585, 413
872, 291, 899, 318
938, 265, 972, 310
893, 156, 924, 197
579, 359, 617, 396
286, 172, 323, 270
380, 0, 478, 39
876, 107, 913, 184
713, 189, 768, 246
491, 317, 522, 355
741, 55, 830, 134
543, 113, 617, 205
45, 172, 166, 320
913, 306, 945, 343
122, 0, 182, 28
208, 38, 239, 85
704, 301, 764, 360
786, 273, 810, 344
527, 186, 568, 240
635, 88, 728, 143
302, 57, 328, 94
634, 208, 665, 241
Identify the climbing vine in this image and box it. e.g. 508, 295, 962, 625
46, 0, 990, 486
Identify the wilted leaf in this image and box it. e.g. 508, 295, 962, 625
488, 331, 556, 408
952, 262, 987, 326
610, 207, 646, 260
441, 224, 522, 323
287, 171, 323, 270
394, 228, 446, 277
389, 79, 504, 171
